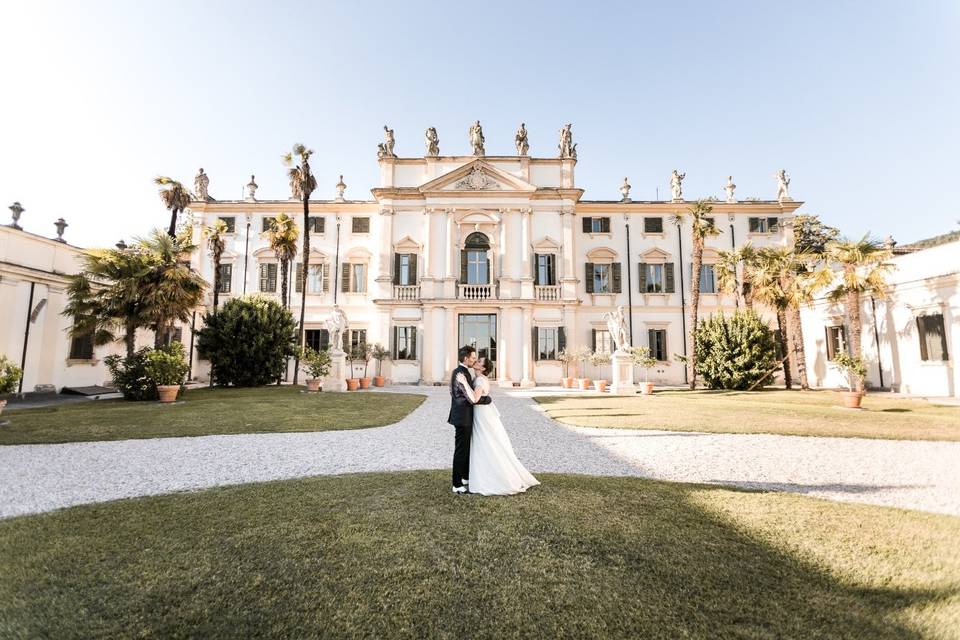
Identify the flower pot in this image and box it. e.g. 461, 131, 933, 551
577, 378, 591, 391
0, 399, 6, 416
641, 382, 655, 395
374, 376, 385, 387
594, 380, 607, 393
360, 377, 372, 389
347, 378, 360, 391
841, 391, 863, 409
306, 379, 322, 392
157, 385, 180, 403
561, 377, 574, 389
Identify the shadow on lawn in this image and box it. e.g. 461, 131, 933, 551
708, 479, 930, 495
0, 472, 953, 638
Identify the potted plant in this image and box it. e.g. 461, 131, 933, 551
630, 346, 660, 395
830, 352, 867, 409
0, 355, 23, 418
590, 351, 610, 392
357, 342, 373, 389
572, 346, 592, 391
144, 343, 189, 403
347, 344, 363, 391
371, 343, 390, 387
557, 348, 574, 388
300, 347, 331, 392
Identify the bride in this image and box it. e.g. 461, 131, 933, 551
456, 357, 540, 496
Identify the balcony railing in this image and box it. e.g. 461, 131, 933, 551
393, 284, 420, 301
459, 283, 494, 300
534, 285, 561, 301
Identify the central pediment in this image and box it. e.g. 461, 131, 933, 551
418, 160, 538, 194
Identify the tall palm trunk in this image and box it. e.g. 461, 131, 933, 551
845, 280, 864, 392
789, 305, 809, 389
292, 198, 310, 385
280, 258, 289, 309
743, 274, 754, 310
167, 207, 179, 238
125, 321, 136, 358
688, 238, 703, 389
212, 247, 222, 311
776, 308, 792, 389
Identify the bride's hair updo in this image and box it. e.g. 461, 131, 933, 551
480, 357, 494, 377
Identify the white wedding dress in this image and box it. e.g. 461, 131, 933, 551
467, 374, 540, 496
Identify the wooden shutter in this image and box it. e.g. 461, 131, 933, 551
601, 217, 610, 233
532, 253, 539, 281
411, 328, 418, 361
342, 329, 350, 353
612, 262, 622, 293
665, 263, 675, 293
917, 317, 929, 361
585, 263, 594, 293
749, 217, 759, 233
485, 256, 491, 284
825, 326, 835, 360
549, 254, 556, 285
460, 251, 468, 283
638, 262, 647, 293
591, 329, 597, 352
558, 327, 566, 353
768, 217, 779, 232
341, 263, 350, 293
582, 217, 592, 233
393, 253, 401, 285
391, 326, 398, 360
410, 255, 418, 283
532, 327, 540, 361
322, 263, 330, 292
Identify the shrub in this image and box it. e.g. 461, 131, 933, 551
145, 342, 190, 386
300, 347, 332, 380
196, 296, 298, 387
830, 351, 867, 392
105, 348, 157, 401
628, 346, 660, 382
0, 355, 23, 394
693, 311, 777, 390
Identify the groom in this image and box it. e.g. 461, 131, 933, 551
448, 345, 492, 494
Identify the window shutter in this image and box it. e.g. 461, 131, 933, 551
460, 250, 468, 283
749, 217, 759, 233
410, 255, 418, 283
582, 217, 592, 233
585, 263, 595, 293
294, 263, 302, 293
342, 330, 350, 353
549, 254, 556, 285
768, 217, 779, 233
825, 326, 835, 360
341, 263, 350, 293
665, 263, 676, 293
393, 253, 401, 285
532, 253, 539, 281
935, 315, 949, 360
322, 263, 330, 292
558, 327, 566, 353
591, 329, 597, 352
320, 329, 330, 351
485, 256, 491, 284
391, 326, 398, 360
411, 328, 418, 361
532, 327, 539, 361
917, 317, 929, 361
638, 262, 647, 293
601, 217, 610, 233
612, 262, 622, 293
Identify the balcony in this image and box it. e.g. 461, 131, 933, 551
393, 284, 420, 301
534, 285, 561, 301
458, 283, 494, 300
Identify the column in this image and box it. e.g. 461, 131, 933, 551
444, 305, 457, 377
496, 305, 511, 386
520, 208, 533, 298
499, 210, 511, 279
445, 210, 455, 279
377, 208, 394, 280
560, 208, 577, 300
521, 306, 534, 387
421, 306, 433, 382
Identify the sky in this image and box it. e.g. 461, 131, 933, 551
1, 1, 958, 248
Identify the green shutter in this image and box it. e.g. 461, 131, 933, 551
549, 254, 556, 285
825, 326, 834, 360
393, 253, 401, 285
343, 329, 350, 353
410, 255, 418, 283
582, 217, 592, 233
558, 326, 566, 353
591, 329, 597, 352
341, 263, 350, 293
768, 217, 779, 233
532, 327, 539, 361
295, 262, 303, 293
665, 263, 675, 293
612, 262, 622, 293
391, 326, 397, 360
749, 217, 759, 232
322, 263, 330, 292
411, 328, 418, 361
638, 262, 647, 293
585, 262, 594, 293
460, 250, 468, 283
917, 317, 929, 361
533, 253, 539, 281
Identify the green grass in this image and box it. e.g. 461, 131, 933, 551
0, 471, 957, 639
535, 389, 960, 441
0, 387, 425, 445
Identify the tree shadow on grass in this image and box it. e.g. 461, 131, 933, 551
0, 472, 954, 639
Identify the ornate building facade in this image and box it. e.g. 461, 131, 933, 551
186, 128, 803, 386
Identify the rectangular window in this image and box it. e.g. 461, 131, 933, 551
645, 263, 664, 293
350, 263, 367, 293
648, 329, 667, 361
748, 217, 769, 233
591, 217, 610, 233
536, 327, 559, 361
262, 216, 276, 233
259, 263, 278, 292
216, 263, 232, 293
297, 263, 330, 293
467, 250, 488, 284
349, 329, 367, 351
643, 217, 663, 233
219, 216, 236, 233
593, 329, 614, 354
69, 332, 95, 360
305, 329, 330, 352
399, 254, 411, 286
593, 264, 611, 293
309, 216, 324, 233
825, 325, 847, 361
352, 217, 370, 233
918, 314, 949, 361
698, 264, 716, 293
536, 253, 556, 286
394, 326, 417, 360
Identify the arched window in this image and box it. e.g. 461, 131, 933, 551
461, 232, 490, 284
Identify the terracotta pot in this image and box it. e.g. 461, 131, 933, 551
347, 378, 360, 391
360, 377, 372, 389
641, 382, 655, 395
374, 376, 385, 387
0, 399, 6, 416
306, 379, 322, 392
577, 378, 591, 391
157, 385, 179, 403
561, 377, 573, 389
841, 391, 863, 409
595, 380, 607, 393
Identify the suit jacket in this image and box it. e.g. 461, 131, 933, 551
447, 364, 491, 427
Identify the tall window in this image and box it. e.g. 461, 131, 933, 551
309, 217, 324, 233
593, 264, 610, 293
917, 314, 949, 361
305, 329, 330, 352
345, 329, 367, 352
394, 254, 418, 286
258, 263, 277, 292
825, 325, 847, 361
296, 263, 328, 294
536, 327, 561, 360
262, 216, 276, 233
698, 264, 716, 293
69, 332, 94, 360
643, 217, 663, 233
585, 261, 622, 294
461, 232, 490, 285
536, 253, 556, 286
216, 263, 232, 293
219, 216, 236, 233
645, 264, 664, 293
352, 217, 370, 233
394, 326, 417, 360
582, 217, 611, 233
648, 329, 667, 361
592, 329, 614, 354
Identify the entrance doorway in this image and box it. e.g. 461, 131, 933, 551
458, 314, 497, 376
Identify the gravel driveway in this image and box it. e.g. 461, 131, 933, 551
1, 386, 958, 518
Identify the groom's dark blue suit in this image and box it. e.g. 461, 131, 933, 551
448, 363, 492, 488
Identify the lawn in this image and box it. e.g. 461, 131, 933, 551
535, 389, 960, 441
0, 387, 425, 445
0, 471, 957, 639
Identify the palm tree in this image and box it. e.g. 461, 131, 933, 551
155, 177, 193, 238
749, 248, 796, 389
823, 236, 894, 390
283, 143, 318, 385
204, 219, 229, 312
137, 230, 208, 348
669, 199, 720, 390
716, 242, 758, 309
267, 213, 300, 308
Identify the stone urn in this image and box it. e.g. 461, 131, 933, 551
360, 377, 372, 390
306, 379, 322, 392
641, 382, 655, 395
577, 378, 591, 391
841, 391, 863, 409
347, 378, 360, 391
157, 385, 179, 403
374, 376, 385, 387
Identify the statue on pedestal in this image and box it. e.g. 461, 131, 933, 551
335, 175, 347, 201
377, 125, 396, 159
425, 127, 440, 157
724, 176, 736, 203
620, 177, 631, 202
325, 306, 348, 352
515, 123, 529, 155
775, 169, 792, 201
469, 120, 485, 156
245, 175, 258, 201
602, 306, 630, 353
194, 168, 210, 201
670, 169, 685, 201
558, 123, 576, 159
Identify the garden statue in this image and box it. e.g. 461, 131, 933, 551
602, 306, 630, 353
425, 127, 440, 157
515, 122, 529, 155
325, 306, 348, 352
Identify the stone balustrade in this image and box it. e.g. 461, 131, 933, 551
393, 285, 420, 301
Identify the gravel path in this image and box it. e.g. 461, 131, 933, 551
1, 386, 958, 519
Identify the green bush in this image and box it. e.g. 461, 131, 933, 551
0, 354, 23, 394
104, 348, 157, 401
196, 296, 298, 387
694, 311, 777, 390
145, 342, 189, 386
300, 347, 332, 380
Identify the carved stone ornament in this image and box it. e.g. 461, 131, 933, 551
454, 166, 501, 190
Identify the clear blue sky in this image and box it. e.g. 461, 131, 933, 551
2, 1, 958, 248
